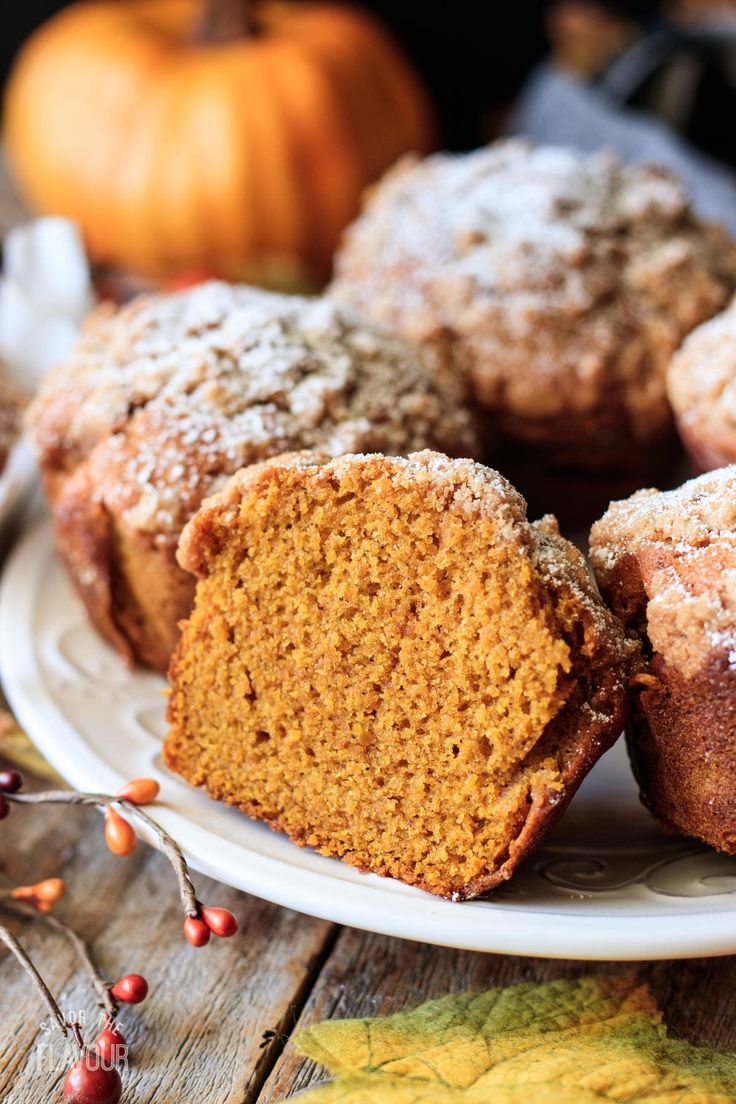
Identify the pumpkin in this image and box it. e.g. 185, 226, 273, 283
4, 0, 435, 285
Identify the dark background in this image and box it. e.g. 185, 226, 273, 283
0, 1, 662, 150
15, 0, 736, 164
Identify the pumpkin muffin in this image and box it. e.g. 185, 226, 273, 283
590, 467, 736, 853
28, 282, 479, 671
330, 140, 736, 490
667, 295, 736, 471
165, 450, 639, 899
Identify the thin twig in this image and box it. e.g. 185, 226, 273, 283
127, 803, 199, 917
8, 791, 199, 917
0, 897, 117, 1020
0, 918, 69, 1035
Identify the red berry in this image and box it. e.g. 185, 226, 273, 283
111, 973, 148, 1004
63, 1051, 122, 1104
201, 906, 238, 938
0, 769, 23, 793
95, 1025, 128, 1066
0, 793, 8, 820
184, 916, 211, 947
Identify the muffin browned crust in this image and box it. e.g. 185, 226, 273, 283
165, 450, 639, 899
29, 282, 480, 671
331, 140, 736, 475
667, 295, 736, 471
590, 468, 736, 852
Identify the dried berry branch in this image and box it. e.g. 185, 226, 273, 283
0, 903, 137, 1104
0, 767, 239, 1100
2, 771, 237, 945
0, 917, 70, 1035
1, 896, 117, 1020
7, 788, 200, 918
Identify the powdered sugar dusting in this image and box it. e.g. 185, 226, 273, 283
30, 282, 480, 538
667, 293, 736, 461
332, 140, 736, 436
591, 466, 736, 675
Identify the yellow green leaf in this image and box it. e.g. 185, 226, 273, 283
294, 975, 736, 1102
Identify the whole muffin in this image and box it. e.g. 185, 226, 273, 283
29, 282, 480, 671
166, 450, 640, 898
330, 140, 736, 481
590, 468, 736, 853
667, 295, 736, 471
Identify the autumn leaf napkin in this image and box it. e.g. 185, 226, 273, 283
294, 975, 736, 1102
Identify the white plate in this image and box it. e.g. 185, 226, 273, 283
3, 521, 736, 961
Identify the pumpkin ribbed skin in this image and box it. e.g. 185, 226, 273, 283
4, 0, 434, 283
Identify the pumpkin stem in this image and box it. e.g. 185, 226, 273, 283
196, 0, 253, 43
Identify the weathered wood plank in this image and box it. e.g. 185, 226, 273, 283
0, 777, 337, 1103
259, 926, 736, 1101
644, 957, 736, 1050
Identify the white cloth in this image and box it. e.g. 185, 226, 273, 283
512, 62, 736, 236
0, 217, 93, 390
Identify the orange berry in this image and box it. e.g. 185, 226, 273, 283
12, 878, 65, 911
10, 884, 34, 901
184, 916, 210, 947
32, 878, 66, 903
201, 906, 238, 938
116, 778, 160, 806
104, 808, 137, 856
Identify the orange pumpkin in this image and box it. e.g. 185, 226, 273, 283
4, 0, 435, 285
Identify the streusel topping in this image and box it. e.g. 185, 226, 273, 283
667, 295, 736, 444
591, 467, 736, 676
331, 140, 736, 435
30, 282, 480, 536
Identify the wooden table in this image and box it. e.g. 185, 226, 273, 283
0, 163, 735, 1104
2, 774, 736, 1103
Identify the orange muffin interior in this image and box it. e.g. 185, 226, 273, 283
165, 453, 632, 898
